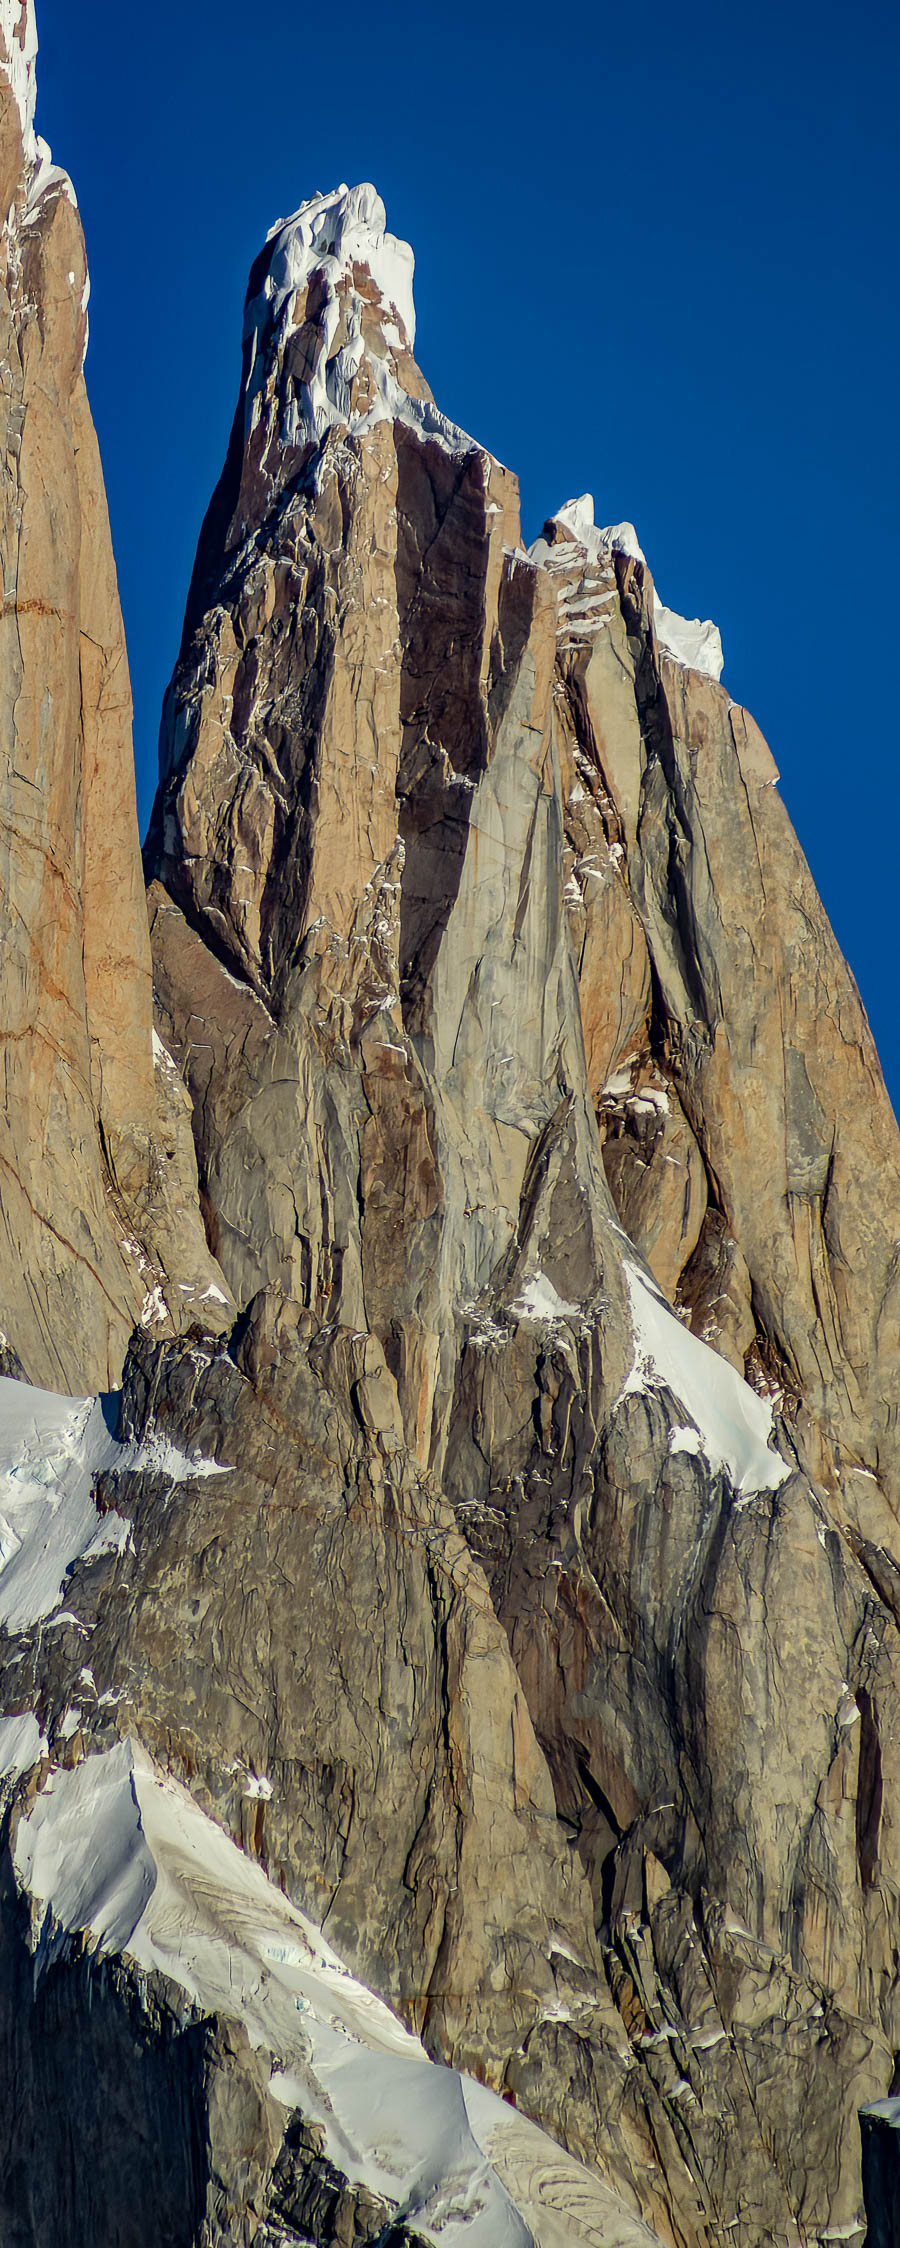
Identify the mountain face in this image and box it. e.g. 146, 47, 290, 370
1, 29, 900, 2248
0, 0, 234, 1394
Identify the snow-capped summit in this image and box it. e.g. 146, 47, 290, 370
241, 179, 477, 466
260, 183, 417, 353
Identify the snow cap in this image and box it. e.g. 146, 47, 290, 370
241, 181, 478, 466
259, 183, 416, 350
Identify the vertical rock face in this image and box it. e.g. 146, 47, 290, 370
133, 177, 900, 2246
3, 98, 900, 2248
539, 495, 900, 1517
145, 184, 627, 1480
0, 2, 233, 1387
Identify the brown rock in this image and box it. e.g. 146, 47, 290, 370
0, 31, 231, 1387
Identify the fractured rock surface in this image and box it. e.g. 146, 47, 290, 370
0, 56, 898, 2248
0, 2, 232, 1392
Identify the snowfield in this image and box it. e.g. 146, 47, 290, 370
620, 1260, 790, 1498
4, 1732, 660, 2248
0, 1374, 226, 1634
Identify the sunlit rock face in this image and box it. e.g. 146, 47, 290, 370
2, 59, 900, 2246
0, 5, 234, 1390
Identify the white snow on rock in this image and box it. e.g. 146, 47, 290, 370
264, 181, 417, 353
0, 1708, 46, 1780
0, 1374, 228, 1634
511, 1274, 580, 1324
620, 1262, 789, 1498
13, 1738, 660, 2248
151, 1027, 180, 1076
539, 496, 646, 568
0, 0, 37, 160
652, 599, 724, 682
0, 1384, 129, 1634
0, 0, 76, 216
244, 181, 480, 465
861, 2096, 900, 2127
531, 495, 724, 682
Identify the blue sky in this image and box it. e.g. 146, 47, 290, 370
36, 0, 900, 1105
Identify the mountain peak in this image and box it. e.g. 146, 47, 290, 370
240, 178, 478, 472
260, 182, 416, 350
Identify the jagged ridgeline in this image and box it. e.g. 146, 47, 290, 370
0, 10, 899, 2245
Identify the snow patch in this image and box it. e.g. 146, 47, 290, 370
152, 1028, 179, 1075
0, 1374, 229, 1633
140, 1285, 169, 1329
122, 1429, 230, 1486
0, 0, 37, 162
669, 1426, 704, 1459
556, 497, 645, 566
511, 1274, 580, 1324
620, 1263, 789, 1498
0, 1708, 46, 1780
263, 181, 416, 350
0, 1384, 131, 1633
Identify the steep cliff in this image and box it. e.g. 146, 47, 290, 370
137, 180, 900, 2241
0, 0, 233, 1392
0, 53, 899, 2248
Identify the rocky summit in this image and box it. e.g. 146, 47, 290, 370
0, 15, 898, 2248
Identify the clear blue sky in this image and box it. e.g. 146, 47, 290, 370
36, 0, 900, 1106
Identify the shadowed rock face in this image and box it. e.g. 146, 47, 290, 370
0, 1850, 209, 2248
2, 69, 900, 2248
860, 2099, 900, 2248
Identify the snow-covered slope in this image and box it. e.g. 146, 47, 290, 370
620, 1260, 790, 1498
0, 1374, 225, 1634
6, 1733, 659, 2248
